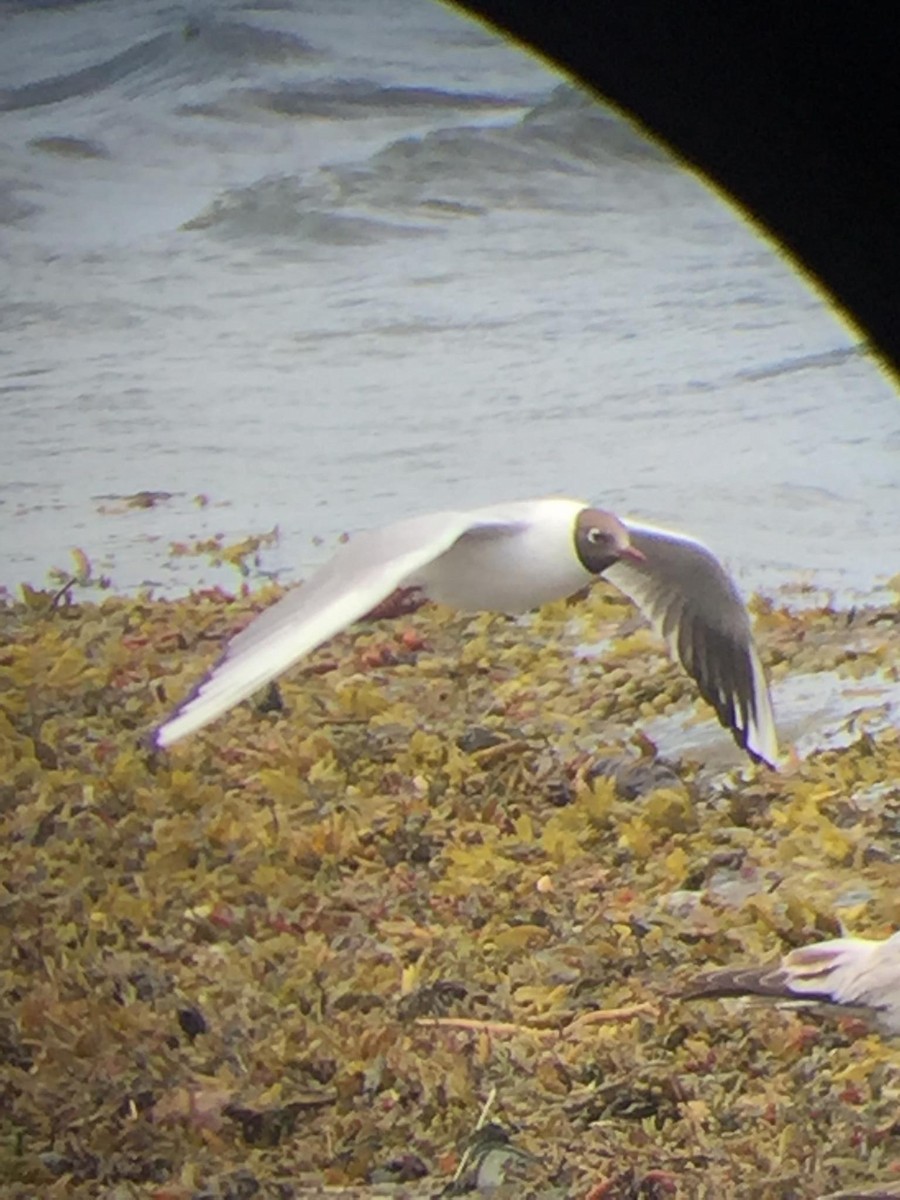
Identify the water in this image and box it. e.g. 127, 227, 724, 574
1, 0, 898, 599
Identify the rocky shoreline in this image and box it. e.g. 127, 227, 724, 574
1, 580, 898, 1198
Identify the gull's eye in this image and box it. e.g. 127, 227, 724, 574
587, 527, 605, 545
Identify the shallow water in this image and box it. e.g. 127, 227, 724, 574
1, 0, 898, 599
642, 665, 900, 771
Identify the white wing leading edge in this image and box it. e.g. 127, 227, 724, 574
154, 510, 516, 747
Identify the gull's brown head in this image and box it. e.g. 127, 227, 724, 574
574, 508, 645, 576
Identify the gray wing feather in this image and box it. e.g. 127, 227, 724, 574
683, 934, 900, 1033
605, 522, 778, 766
681, 963, 814, 1002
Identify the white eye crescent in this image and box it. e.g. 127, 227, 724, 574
587, 527, 604, 544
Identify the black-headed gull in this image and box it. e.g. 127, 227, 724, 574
683, 932, 900, 1033
154, 496, 778, 764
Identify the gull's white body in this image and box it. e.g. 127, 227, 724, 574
685, 932, 900, 1033
413, 498, 593, 612
154, 495, 778, 765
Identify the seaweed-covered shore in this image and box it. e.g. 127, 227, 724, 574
1, 578, 899, 1199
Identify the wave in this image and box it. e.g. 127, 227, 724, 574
181, 175, 436, 244
180, 17, 314, 66
180, 82, 682, 244
322, 88, 675, 215
735, 344, 868, 382
0, 33, 174, 111
248, 78, 526, 119
0, 16, 313, 112
0, 0, 97, 10
0, 179, 39, 224
520, 84, 675, 168
29, 135, 110, 159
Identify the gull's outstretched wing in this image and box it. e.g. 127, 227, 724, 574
154, 510, 517, 747
604, 521, 778, 766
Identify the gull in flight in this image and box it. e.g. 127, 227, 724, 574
683, 932, 900, 1033
154, 496, 778, 764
